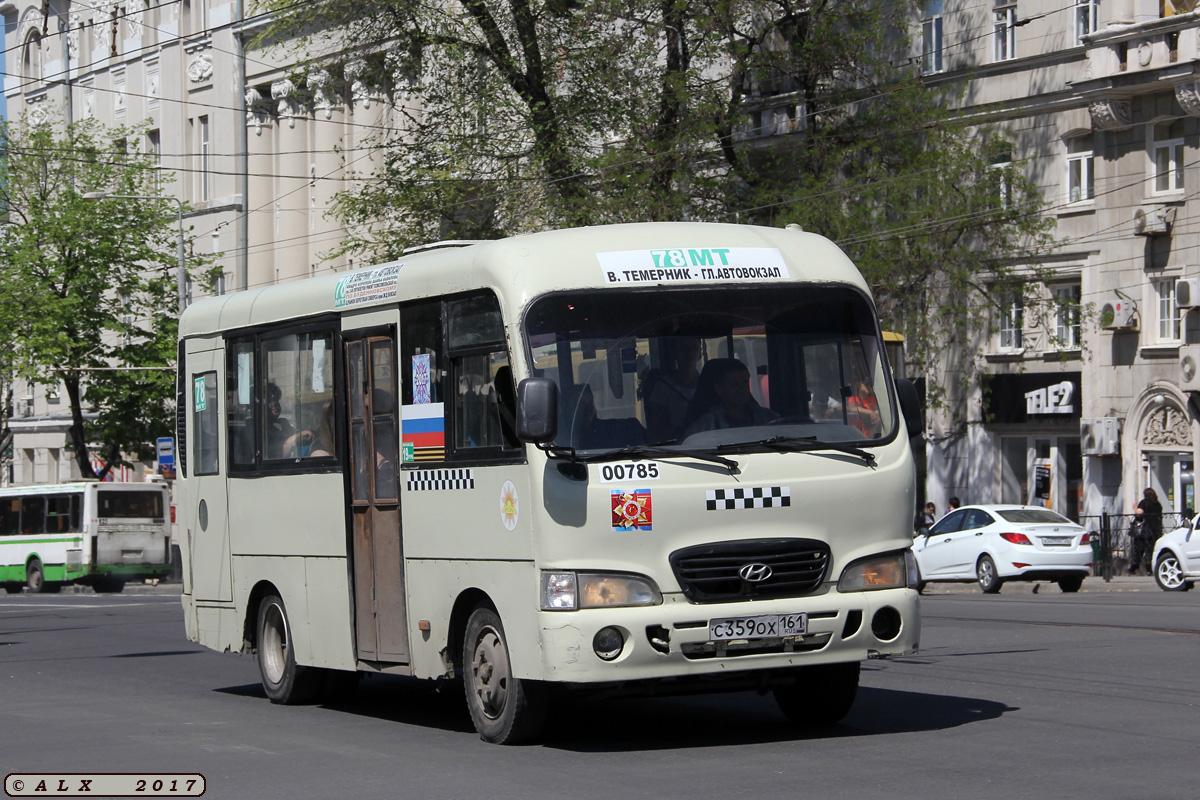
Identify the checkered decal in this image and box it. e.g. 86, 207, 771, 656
406, 468, 475, 492
705, 486, 791, 510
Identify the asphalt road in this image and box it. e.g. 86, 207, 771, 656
0, 583, 1195, 800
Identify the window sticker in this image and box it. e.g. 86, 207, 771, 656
597, 248, 789, 285
401, 402, 445, 462
611, 489, 653, 531
412, 353, 431, 404
501, 480, 519, 531
193, 376, 206, 411
334, 264, 401, 308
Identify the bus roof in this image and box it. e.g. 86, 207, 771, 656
180, 222, 870, 338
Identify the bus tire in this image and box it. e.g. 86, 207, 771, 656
774, 662, 860, 727
25, 559, 48, 593
463, 605, 547, 744
256, 594, 321, 705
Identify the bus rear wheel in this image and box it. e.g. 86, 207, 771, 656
25, 559, 57, 594
256, 593, 321, 705
462, 605, 547, 744
774, 662, 860, 727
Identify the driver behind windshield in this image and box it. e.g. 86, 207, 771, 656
681, 359, 778, 437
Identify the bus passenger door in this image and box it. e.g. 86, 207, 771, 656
185, 345, 233, 602
345, 334, 408, 663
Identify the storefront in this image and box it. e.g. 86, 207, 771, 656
984, 372, 1083, 522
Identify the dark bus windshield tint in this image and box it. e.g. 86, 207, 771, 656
523, 286, 896, 451
99, 491, 165, 519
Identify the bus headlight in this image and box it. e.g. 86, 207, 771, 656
540, 571, 662, 610
837, 551, 908, 592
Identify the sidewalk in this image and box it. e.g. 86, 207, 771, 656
921, 574, 1158, 595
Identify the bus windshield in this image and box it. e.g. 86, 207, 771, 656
524, 285, 897, 451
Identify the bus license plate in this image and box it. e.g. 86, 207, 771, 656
709, 613, 807, 641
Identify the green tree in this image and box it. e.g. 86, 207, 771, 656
0, 114, 215, 480
258, 0, 1056, 411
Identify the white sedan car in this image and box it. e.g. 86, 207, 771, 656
1152, 517, 1200, 591
912, 504, 1092, 593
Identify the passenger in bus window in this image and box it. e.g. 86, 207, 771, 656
682, 359, 777, 437
846, 376, 882, 438
308, 401, 335, 458
265, 382, 302, 458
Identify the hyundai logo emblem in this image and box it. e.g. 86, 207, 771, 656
739, 563, 773, 582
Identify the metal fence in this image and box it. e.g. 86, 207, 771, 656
1079, 513, 1188, 581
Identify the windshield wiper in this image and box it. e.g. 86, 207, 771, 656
541, 443, 738, 474
717, 435, 876, 464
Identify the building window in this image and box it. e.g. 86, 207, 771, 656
198, 115, 211, 201
994, 1, 1017, 62
998, 289, 1024, 350
1066, 134, 1094, 203
1075, 0, 1099, 43
990, 152, 1014, 209
921, 0, 944, 74
22, 31, 42, 84
1054, 284, 1082, 349
1155, 278, 1181, 343
1150, 119, 1185, 194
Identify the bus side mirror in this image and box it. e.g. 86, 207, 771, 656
517, 378, 558, 443
895, 378, 922, 438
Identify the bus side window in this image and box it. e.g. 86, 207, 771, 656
0, 500, 19, 536
446, 294, 515, 453
227, 337, 257, 468
20, 496, 46, 535
194, 371, 220, 475
46, 496, 72, 533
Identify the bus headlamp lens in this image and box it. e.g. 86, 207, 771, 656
541, 572, 578, 610
838, 552, 907, 592
540, 572, 662, 610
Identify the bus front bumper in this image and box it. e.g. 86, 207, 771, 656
534, 586, 919, 684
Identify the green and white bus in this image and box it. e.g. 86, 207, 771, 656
177, 222, 923, 743
1, 482, 173, 594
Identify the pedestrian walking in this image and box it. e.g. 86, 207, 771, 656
1129, 488, 1163, 575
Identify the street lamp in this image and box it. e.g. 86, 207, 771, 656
82, 191, 187, 315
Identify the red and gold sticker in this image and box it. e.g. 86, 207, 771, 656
611, 489, 652, 531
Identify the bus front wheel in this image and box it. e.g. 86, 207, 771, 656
256, 594, 321, 705
462, 605, 548, 744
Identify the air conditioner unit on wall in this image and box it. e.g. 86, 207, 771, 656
1177, 278, 1200, 309
1081, 418, 1121, 456
1134, 206, 1172, 236
1099, 296, 1138, 330
1182, 345, 1200, 392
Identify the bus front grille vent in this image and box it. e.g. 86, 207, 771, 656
668, 538, 830, 603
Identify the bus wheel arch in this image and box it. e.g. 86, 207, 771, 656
447, 588, 492, 673
243, 580, 280, 654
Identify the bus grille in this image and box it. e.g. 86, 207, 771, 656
669, 538, 830, 603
